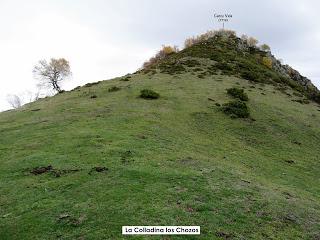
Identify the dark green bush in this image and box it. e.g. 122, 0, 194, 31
159, 61, 185, 74
108, 86, 121, 92
292, 99, 310, 104
210, 54, 223, 62
222, 100, 250, 118
140, 89, 160, 99
293, 92, 303, 97
84, 81, 102, 87
198, 73, 206, 78
120, 76, 131, 81
182, 59, 200, 67
240, 70, 260, 82
309, 92, 320, 104
193, 67, 203, 72
216, 62, 233, 71
227, 87, 249, 101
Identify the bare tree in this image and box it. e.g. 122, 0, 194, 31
33, 58, 71, 93
241, 34, 248, 42
6, 94, 22, 109
6, 90, 41, 109
24, 90, 40, 102
247, 37, 258, 47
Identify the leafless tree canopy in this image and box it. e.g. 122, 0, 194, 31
247, 37, 259, 47
6, 90, 41, 109
33, 58, 71, 93
6, 94, 22, 109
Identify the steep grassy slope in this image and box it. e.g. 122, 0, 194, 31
1, 70, 320, 239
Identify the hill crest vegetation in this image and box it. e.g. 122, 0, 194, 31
141, 29, 320, 104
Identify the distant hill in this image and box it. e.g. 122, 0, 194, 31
0, 30, 319, 239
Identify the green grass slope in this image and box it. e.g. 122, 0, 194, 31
1, 39, 320, 239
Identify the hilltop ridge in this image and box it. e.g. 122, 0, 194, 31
141, 30, 319, 103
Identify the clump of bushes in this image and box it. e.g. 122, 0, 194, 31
120, 75, 131, 81
262, 57, 273, 69
181, 59, 200, 67
159, 61, 185, 74
260, 44, 271, 52
216, 62, 233, 72
292, 99, 310, 104
142, 45, 179, 69
197, 73, 206, 78
84, 81, 102, 87
309, 92, 320, 104
108, 86, 121, 92
184, 29, 236, 48
193, 67, 203, 72
240, 70, 260, 82
227, 87, 249, 101
222, 100, 250, 118
140, 89, 160, 99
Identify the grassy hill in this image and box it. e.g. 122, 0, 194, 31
1, 32, 320, 239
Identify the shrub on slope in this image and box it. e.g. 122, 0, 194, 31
222, 100, 250, 118
140, 89, 160, 99
227, 88, 249, 101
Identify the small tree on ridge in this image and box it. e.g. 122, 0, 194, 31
6, 94, 22, 109
33, 58, 71, 93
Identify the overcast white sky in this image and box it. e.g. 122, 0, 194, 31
0, 0, 319, 111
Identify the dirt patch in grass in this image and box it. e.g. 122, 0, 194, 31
53, 169, 80, 177
215, 231, 234, 239
285, 160, 295, 164
30, 165, 80, 177
121, 150, 134, 164
178, 157, 199, 167
57, 213, 86, 227
136, 134, 147, 139
31, 165, 53, 175
89, 166, 108, 175
292, 140, 302, 146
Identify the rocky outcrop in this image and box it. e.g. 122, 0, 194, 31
236, 36, 318, 92
266, 52, 317, 91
